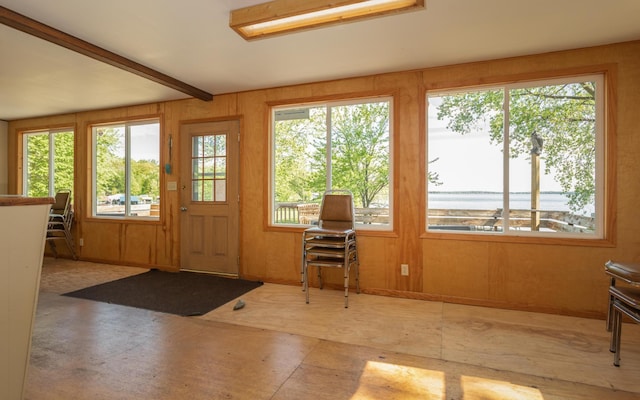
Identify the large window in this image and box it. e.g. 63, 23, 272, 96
271, 97, 393, 229
427, 75, 604, 238
23, 128, 74, 198
92, 119, 160, 219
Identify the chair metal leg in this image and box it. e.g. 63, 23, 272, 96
64, 231, 77, 260
302, 263, 316, 304
48, 240, 58, 258
613, 306, 622, 367
607, 294, 614, 332
344, 264, 349, 308
300, 235, 307, 290
304, 264, 310, 304
355, 258, 360, 294
607, 276, 616, 331
610, 304, 619, 353
302, 235, 309, 302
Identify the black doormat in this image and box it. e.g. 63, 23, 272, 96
63, 270, 263, 316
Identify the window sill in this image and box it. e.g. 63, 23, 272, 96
421, 230, 614, 247
268, 224, 399, 238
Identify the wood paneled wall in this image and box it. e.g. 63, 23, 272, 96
7, 41, 640, 318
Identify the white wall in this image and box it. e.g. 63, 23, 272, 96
0, 120, 7, 194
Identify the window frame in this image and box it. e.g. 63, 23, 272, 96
269, 95, 395, 231
22, 127, 75, 197
91, 117, 161, 220
425, 72, 611, 244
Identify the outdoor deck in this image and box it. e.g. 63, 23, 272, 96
275, 203, 594, 232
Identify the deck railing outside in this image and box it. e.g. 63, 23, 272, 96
427, 208, 594, 232
275, 202, 390, 225
274, 202, 594, 232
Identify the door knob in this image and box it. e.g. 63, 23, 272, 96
180, 206, 187, 212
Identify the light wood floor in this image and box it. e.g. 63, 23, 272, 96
26, 258, 640, 399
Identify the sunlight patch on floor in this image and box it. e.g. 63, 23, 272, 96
348, 360, 545, 400
461, 375, 544, 399
351, 360, 445, 399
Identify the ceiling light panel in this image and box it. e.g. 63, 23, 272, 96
230, 0, 425, 40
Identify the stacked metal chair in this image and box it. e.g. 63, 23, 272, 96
46, 189, 77, 260
302, 190, 360, 308
605, 260, 640, 366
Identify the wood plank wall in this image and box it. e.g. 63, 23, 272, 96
7, 40, 640, 318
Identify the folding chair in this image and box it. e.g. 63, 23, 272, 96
302, 190, 360, 308
605, 260, 640, 366
46, 190, 77, 260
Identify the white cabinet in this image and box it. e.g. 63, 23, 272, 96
0, 197, 52, 399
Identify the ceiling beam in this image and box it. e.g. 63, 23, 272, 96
0, 6, 213, 101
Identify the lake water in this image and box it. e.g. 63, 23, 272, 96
428, 192, 595, 216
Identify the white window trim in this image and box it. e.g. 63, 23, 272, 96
426, 74, 605, 239
91, 119, 160, 220
22, 128, 74, 197
270, 96, 394, 231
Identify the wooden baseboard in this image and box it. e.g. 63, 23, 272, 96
363, 287, 605, 320
76, 256, 179, 273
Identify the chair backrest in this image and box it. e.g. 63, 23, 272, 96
51, 190, 71, 215
318, 190, 355, 230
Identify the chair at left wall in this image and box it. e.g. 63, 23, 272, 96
46, 189, 77, 260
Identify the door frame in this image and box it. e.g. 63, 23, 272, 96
179, 118, 240, 276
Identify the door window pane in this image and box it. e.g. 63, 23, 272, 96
191, 133, 227, 202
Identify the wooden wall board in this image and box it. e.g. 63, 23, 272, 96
7, 40, 640, 317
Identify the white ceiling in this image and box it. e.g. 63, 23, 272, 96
1, 0, 639, 121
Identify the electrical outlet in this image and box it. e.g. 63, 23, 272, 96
401, 263, 409, 276
79, 238, 84, 246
